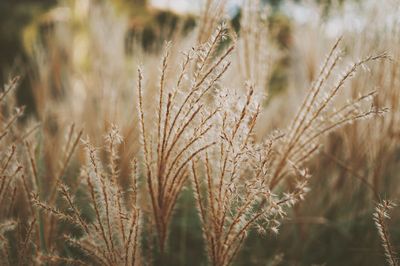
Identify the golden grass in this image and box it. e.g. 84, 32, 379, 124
0, 0, 399, 265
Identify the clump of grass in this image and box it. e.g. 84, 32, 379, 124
187, 32, 388, 265
137, 23, 234, 252
191, 83, 310, 266
0, 1, 399, 265
33, 126, 141, 265
269, 38, 389, 189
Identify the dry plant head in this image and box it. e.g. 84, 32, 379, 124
284, 0, 400, 198
269, 37, 389, 189
191, 82, 310, 266
373, 200, 398, 266
33, 126, 140, 265
137, 23, 235, 253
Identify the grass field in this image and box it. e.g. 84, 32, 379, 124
0, 0, 399, 265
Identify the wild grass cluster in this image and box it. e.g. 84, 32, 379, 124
0, 0, 399, 265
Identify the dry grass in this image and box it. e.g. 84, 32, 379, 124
0, 0, 399, 265
374, 200, 398, 266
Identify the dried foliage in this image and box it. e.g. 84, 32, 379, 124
270, 38, 389, 189
191, 83, 310, 265
0, 0, 399, 265
137, 24, 233, 252
34, 126, 140, 265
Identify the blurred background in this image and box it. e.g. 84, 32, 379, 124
0, 0, 341, 89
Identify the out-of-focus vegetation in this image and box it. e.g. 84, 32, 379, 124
1, 0, 198, 114
0, 0, 399, 266
0, 0, 56, 78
